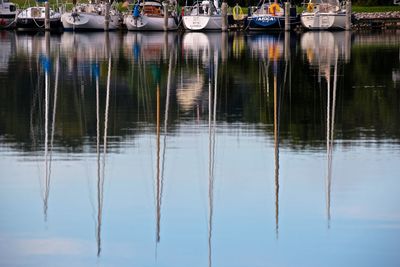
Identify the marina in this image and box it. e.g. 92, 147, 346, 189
1, 1, 400, 267
0, 0, 400, 31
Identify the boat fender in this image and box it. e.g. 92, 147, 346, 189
307, 2, 314, 12
232, 4, 244, 21
133, 4, 140, 17
268, 3, 280, 16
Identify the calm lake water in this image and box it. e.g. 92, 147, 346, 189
0, 30, 400, 267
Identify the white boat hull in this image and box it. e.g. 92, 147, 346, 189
301, 13, 346, 30
124, 15, 177, 31
182, 15, 222, 31
61, 12, 119, 30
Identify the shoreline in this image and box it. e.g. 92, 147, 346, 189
352, 11, 400, 29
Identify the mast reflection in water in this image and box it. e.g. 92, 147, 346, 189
0, 30, 399, 267
301, 31, 351, 228
93, 33, 112, 256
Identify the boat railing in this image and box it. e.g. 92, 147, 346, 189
302, 0, 342, 13
249, 2, 285, 16
182, 1, 219, 16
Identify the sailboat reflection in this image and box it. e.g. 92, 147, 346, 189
94, 33, 112, 256
128, 32, 177, 249
0, 32, 16, 74
178, 32, 224, 115
156, 39, 175, 247
42, 32, 60, 221
60, 32, 120, 69
301, 31, 351, 227
124, 32, 176, 62
249, 32, 291, 238
181, 31, 222, 266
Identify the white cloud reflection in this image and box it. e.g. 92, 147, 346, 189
0, 237, 88, 256
20, 238, 87, 255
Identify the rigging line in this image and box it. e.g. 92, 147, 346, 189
326, 61, 331, 227
44, 49, 60, 221
274, 71, 279, 239
95, 54, 101, 228
208, 56, 213, 267
209, 48, 218, 267
266, 56, 270, 105
43, 59, 49, 220
33, 55, 44, 203
261, 58, 269, 118
212, 50, 218, 176
327, 47, 338, 228
331, 48, 338, 147
97, 52, 112, 257
43, 31, 52, 220
278, 61, 285, 132
160, 49, 174, 232
30, 59, 39, 149
156, 83, 161, 243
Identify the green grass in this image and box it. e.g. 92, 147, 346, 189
13, 0, 70, 9
11, 0, 400, 13
296, 5, 400, 13
352, 5, 400, 12
12, 0, 126, 11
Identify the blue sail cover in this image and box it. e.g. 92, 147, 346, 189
39, 55, 51, 72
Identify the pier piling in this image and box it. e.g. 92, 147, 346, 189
284, 2, 290, 31
163, 2, 168, 31
346, 1, 352, 30
221, 1, 228, 31
45, 1, 50, 30
105, 2, 110, 31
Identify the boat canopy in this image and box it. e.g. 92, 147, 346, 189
306, 0, 340, 5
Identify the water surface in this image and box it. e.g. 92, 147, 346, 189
0, 30, 400, 267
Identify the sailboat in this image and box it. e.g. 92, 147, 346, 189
0, 0, 17, 29
182, 0, 222, 31
246, 0, 298, 30
300, 0, 347, 30
61, 1, 120, 31
124, 0, 179, 31
17, 4, 62, 31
